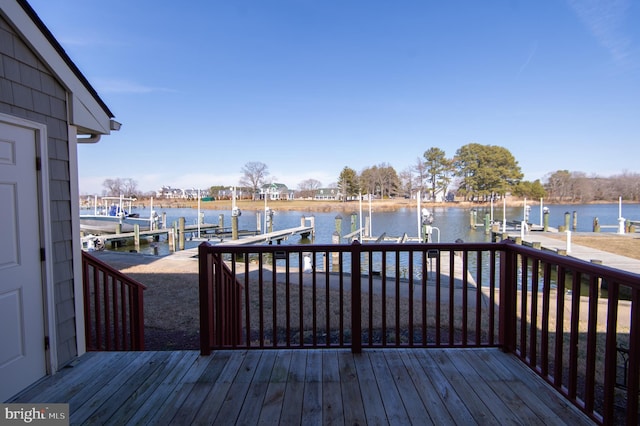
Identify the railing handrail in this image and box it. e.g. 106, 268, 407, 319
82, 251, 146, 351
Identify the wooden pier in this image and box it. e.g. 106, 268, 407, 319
218, 225, 315, 246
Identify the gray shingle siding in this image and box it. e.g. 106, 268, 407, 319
0, 15, 78, 368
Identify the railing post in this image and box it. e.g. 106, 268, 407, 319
499, 241, 517, 352
133, 285, 145, 350
351, 240, 362, 353
198, 242, 213, 355
625, 287, 639, 424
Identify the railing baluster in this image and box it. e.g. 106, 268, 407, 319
339, 251, 344, 347
540, 261, 551, 377
449, 251, 455, 345
475, 250, 482, 346
421, 250, 427, 346
244, 254, 250, 348
408, 250, 414, 346
626, 287, 639, 424
435, 251, 441, 345
351, 241, 362, 353
488, 249, 496, 345
312, 253, 317, 347
462, 250, 468, 345
602, 280, 619, 424
285, 253, 291, 347
272, 253, 277, 347
520, 254, 528, 358
568, 270, 581, 399
395, 250, 400, 346
325, 250, 331, 347
583, 274, 599, 414
529, 258, 539, 367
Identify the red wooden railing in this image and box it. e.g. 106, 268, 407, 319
199, 239, 639, 424
82, 251, 146, 351
198, 251, 243, 350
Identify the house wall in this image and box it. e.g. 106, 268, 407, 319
0, 15, 78, 367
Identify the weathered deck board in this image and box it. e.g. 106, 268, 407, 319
10, 348, 596, 425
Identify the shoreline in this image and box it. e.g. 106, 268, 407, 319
99, 197, 632, 213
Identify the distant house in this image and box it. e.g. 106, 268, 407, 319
260, 183, 293, 200
314, 187, 342, 200
0, 0, 119, 401
156, 186, 209, 199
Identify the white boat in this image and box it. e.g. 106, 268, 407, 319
80, 196, 157, 234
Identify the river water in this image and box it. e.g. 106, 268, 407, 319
107, 202, 640, 256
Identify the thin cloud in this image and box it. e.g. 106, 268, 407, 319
93, 79, 176, 94
517, 41, 538, 77
567, 0, 632, 64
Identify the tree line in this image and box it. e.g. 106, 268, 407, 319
98, 143, 640, 203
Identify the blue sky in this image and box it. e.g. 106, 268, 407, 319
27, 0, 640, 195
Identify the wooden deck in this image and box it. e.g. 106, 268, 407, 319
11, 348, 595, 425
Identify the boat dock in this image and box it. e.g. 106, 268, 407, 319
218, 225, 315, 246
501, 231, 640, 275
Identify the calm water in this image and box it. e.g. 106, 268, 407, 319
109, 202, 640, 256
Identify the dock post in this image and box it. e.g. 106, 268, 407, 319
232, 215, 239, 240
364, 216, 370, 238
470, 209, 476, 229
543, 210, 549, 231
256, 212, 261, 233
218, 214, 224, 231
484, 213, 490, 235
178, 217, 185, 250
335, 215, 342, 238
332, 232, 340, 271
351, 213, 357, 234
168, 228, 175, 252
564, 212, 570, 231
572, 211, 578, 231
134, 224, 140, 252
593, 217, 600, 232
162, 212, 167, 229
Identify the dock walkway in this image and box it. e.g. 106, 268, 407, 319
505, 231, 640, 275
219, 225, 315, 245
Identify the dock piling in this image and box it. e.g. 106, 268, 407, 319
178, 218, 185, 250
134, 224, 140, 252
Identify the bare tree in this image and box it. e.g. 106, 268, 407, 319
412, 156, 428, 195
102, 178, 123, 196
122, 178, 139, 197
102, 178, 138, 197
239, 162, 269, 200
399, 167, 414, 197
297, 178, 322, 199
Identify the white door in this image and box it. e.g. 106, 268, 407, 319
0, 121, 46, 402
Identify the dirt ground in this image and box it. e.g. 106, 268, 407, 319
543, 233, 640, 261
